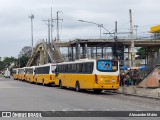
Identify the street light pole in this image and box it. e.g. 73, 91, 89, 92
78, 20, 103, 38
29, 14, 34, 54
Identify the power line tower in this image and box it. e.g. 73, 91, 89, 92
54, 11, 63, 41
50, 7, 53, 42
42, 19, 51, 43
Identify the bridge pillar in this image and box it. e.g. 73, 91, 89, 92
68, 47, 72, 61
67, 46, 73, 61
148, 47, 154, 64
67, 47, 70, 61
85, 43, 88, 58
96, 47, 98, 59
154, 47, 160, 58
119, 45, 125, 65
76, 43, 80, 60
71, 46, 74, 61
104, 47, 107, 59
82, 43, 88, 58
128, 45, 135, 67
128, 46, 132, 67
101, 47, 104, 58
147, 47, 160, 66
91, 47, 94, 59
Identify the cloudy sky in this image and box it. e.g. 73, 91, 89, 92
0, 0, 159, 58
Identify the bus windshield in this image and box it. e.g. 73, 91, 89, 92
97, 60, 118, 72
51, 65, 56, 73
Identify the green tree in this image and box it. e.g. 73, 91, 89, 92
0, 57, 18, 71
3, 57, 18, 68
0, 61, 5, 71
18, 55, 30, 67
17, 46, 31, 67
136, 47, 147, 59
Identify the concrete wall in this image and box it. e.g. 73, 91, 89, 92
138, 65, 160, 88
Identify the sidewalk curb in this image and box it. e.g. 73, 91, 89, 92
116, 91, 160, 100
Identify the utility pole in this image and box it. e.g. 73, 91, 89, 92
129, 10, 137, 94
57, 11, 59, 41
43, 19, 51, 43
50, 7, 54, 42
115, 21, 118, 40
54, 11, 63, 41
98, 24, 103, 39
113, 21, 118, 60
129, 9, 135, 67
29, 14, 34, 54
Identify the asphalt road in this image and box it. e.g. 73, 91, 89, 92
0, 77, 159, 120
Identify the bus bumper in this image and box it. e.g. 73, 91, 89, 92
94, 83, 119, 90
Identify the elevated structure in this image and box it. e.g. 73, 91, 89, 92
26, 40, 64, 67
27, 37, 160, 65
26, 37, 160, 88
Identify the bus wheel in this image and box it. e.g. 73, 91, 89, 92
36, 79, 38, 84
42, 80, 45, 86
94, 89, 102, 93
75, 81, 81, 92
59, 80, 63, 89
114, 89, 118, 93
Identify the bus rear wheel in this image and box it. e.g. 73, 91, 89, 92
59, 80, 63, 89
36, 79, 38, 84
42, 80, 45, 86
75, 81, 81, 92
93, 89, 102, 93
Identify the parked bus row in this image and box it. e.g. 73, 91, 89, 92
12, 59, 120, 93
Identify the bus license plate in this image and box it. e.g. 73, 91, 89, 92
105, 80, 110, 83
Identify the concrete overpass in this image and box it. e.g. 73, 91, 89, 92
25, 37, 160, 88
27, 38, 160, 66
55, 38, 160, 47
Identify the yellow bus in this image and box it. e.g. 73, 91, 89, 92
55, 59, 120, 93
12, 68, 18, 80
25, 66, 35, 83
18, 67, 26, 81
34, 63, 57, 85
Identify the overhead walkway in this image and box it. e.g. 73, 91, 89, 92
26, 40, 64, 67
137, 65, 160, 88
26, 37, 160, 68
